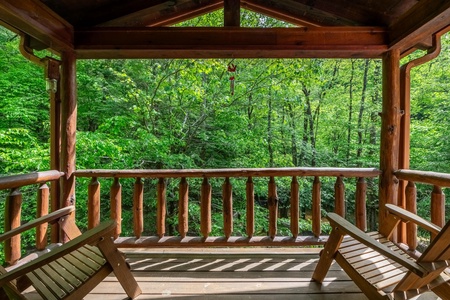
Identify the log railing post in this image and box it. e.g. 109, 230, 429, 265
431, 185, 445, 241
246, 177, 255, 238
290, 176, 299, 238
110, 178, 122, 239
5, 188, 22, 265
36, 183, 50, 250
88, 177, 100, 229
405, 181, 417, 250
355, 177, 367, 231
201, 177, 212, 239
223, 177, 233, 239
157, 178, 166, 238
178, 178, 189, 238
312, 176, 321, 237
334, 176, 345, 217
133, 177, 144, 239
268, 177, 278, 239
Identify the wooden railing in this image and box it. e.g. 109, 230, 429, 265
74, 167, 381, 247
395, 169, 450, 250
0, 170, 64, 265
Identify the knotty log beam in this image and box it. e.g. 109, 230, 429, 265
394, 169, 450, 188
74, 27, 388, 59
0, 0, 73, 52
390, 0, 450, 53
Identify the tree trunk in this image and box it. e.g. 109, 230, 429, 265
356, 59, 370, 163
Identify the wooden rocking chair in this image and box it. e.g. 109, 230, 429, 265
312, 204, 450, 300
0, 206, 142, 299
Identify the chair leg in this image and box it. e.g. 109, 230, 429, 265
312, 227, 344, 283
98, 237, 142, 299
431, 280, 450, 300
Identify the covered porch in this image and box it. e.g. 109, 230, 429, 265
2, 0, 450, 299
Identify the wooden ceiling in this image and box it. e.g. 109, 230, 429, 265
1, 0, 450, 59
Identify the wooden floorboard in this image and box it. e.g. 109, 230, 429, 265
21, 248, 442, 300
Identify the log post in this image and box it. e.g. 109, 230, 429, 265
405, 181, 417, 250
355, 177, 367, 231
334, 176, 345, 217
223, 177, 233, 239
88, 177, 100, 229
224, 0, 240, 27
312, 176, 321, 237
46, 58, 61, 244
36, 183, 50, 250
246, 177, 255, 238
5, 188, 22, 265
157, 178, 167, 238
290, 176, 299, 238
110, 178, 122, 239
60, 51, 77, 242
201, 177, 212, 239
379, 49, 401, 232
178, 177, 189, 238
133, 177, 144, 239
431, 185, 445, 240
268, 177, 278, 239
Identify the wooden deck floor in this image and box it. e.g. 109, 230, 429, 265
24, 248, 441, 299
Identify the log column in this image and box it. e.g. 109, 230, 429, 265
60, 51, 77, 243
379, 49, 401, 233
45, 58, 61, 243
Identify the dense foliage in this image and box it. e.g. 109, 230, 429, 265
1, 11, 450, 263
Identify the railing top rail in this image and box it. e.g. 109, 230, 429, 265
0, 170, 64, 190
75, 167, 381, 179
394, 169, 450, 187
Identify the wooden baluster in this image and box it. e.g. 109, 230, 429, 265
312, 176, 321, 238
157, 178, 167, 238
133, 177, 144, 239
110, 178, 122, 239
246, 177, 255, 238
334, 176, 345, 217
355, 177, 367, 231
178, 177, 189, 238
36, 183, 50, 250
431, 185, 445, 241
290, 176, 299, 238
268, 177, 278, 239
88, 177, 100, 229
223, 177, 233, 239
5, 188, 22, 265
201, 177, 212, 239
405, 181, 417, 250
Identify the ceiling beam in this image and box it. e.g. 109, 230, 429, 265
100, 0, 222, 27
242, 0, 357, 27
389, 0, 450, 52
224, 0, 240, 27
0, 0, 73, 52
75, 27, 388, 59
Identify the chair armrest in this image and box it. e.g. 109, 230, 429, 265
0, 206, 75, 243
385, 204, 441, 235
0, 220, 116, 287
327, 212, 429, 277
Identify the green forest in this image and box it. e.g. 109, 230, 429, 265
1, 10, 450, 258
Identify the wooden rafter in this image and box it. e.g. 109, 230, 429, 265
74, 27, 388, 59
389, 0, 450, 52
0, 0, 73, 52
241, 0, 356, 27
99, 0, 223, 27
